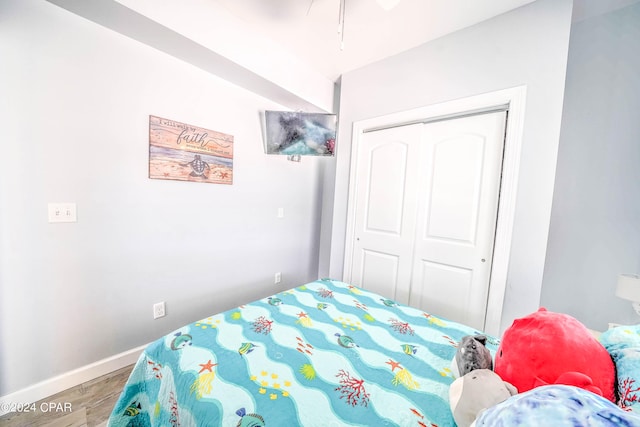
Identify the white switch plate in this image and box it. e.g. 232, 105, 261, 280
277, 208, 284, 218
48, 203, 77, 223
274, 272, 282, 284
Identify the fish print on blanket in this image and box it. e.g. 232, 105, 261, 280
121, 401, 152, 427
107, 279, 501, 427
401, 344, 418, 356
238, 342, 258, 356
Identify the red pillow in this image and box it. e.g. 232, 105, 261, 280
494, 308, 615, 402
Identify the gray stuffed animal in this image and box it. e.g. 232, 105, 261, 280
451, 335, 493, 378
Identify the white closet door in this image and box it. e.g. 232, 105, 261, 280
350, 111, 506, 330
350, 123, 423, 304
408, 112, 506, 329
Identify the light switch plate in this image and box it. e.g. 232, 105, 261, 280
48, 203, 77, 223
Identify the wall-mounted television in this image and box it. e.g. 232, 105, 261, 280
264, 110, 336, 156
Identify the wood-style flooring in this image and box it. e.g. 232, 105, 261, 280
0, 365, 133, 427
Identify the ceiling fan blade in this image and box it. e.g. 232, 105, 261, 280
376, 0, 400, 11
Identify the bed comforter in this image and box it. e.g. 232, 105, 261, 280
107, 279, 499, 427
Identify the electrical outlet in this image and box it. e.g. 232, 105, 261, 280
153, 302, 166, 319
274, 272, 282, 284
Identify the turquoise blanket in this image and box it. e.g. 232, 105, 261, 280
108, 279, 497, 427
599, 324, 640, 413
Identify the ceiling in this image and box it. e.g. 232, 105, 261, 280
211, 0, 639, 81
48, 0, 640, 111
213, 0, 537, 81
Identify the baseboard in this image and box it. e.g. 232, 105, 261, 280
0, 344, 147, 417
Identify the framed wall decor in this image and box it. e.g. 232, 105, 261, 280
264, 111, 336, 156
149, 115, 233, 185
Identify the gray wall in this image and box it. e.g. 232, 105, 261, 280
0, 0, 327, 395
329, 0, 573, 333
541, 3, 640, 330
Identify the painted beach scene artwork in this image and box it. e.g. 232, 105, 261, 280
264, 111, 336, 156
149, 115, 233, 185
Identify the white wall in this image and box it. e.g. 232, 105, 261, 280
47, 0, 335, 113
328, 0, 573, 333
0, 0, 328, 395
541, 3, 640, 330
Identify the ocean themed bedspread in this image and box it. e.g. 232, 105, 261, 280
107, 279, 499, 427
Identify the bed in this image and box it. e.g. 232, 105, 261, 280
107, 278, 498, 427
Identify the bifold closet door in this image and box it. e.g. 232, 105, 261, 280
350, 123, 423, 304
408, 112, 506, 330
350, 111, 506, 330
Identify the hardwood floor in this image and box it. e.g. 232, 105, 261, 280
0, 365, 133, 427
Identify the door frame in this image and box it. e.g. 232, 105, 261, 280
343, 86, 527, 336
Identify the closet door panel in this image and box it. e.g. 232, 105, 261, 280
410, 112, 506, 330
350, 124, 423, 304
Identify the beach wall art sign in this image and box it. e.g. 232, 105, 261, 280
264, 111, 336, 156
149, 115, 233, 185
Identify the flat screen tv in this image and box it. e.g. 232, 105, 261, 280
264, 110, 336, 156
